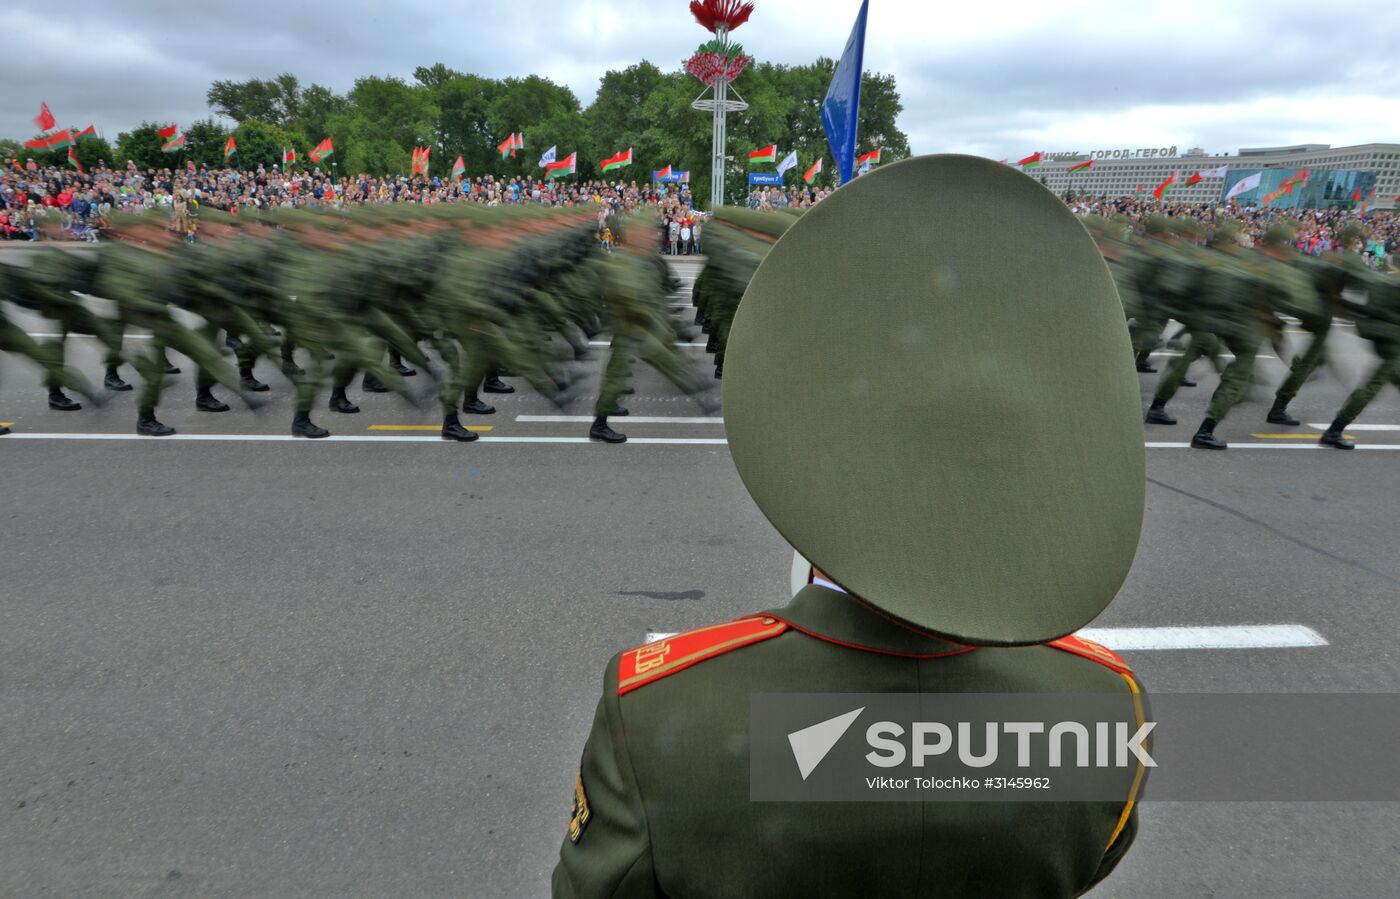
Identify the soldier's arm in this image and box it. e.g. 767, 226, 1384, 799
552, 656, 660, 899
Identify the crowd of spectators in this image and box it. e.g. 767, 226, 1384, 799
746, 185, 833, 209
1071, 195, 1397, 262
1, 156, 700, 241
4, 156, 1396, 264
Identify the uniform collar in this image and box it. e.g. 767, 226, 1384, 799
766, 585, 972, 658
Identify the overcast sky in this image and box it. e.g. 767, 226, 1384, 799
3, 0, 1397, 158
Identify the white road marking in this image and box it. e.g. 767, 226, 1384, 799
517, 415, 722, 424
1149, 351, 1279, 360
1147, 441, 1400, 450
644, 624, 1328, 650
1077, 624, 1328, 650
0, 432, 728, 445
26, 332, 153, 340
1308, 423, 1400, 431
4, 432, 1400, 449
588, 340, 707, 347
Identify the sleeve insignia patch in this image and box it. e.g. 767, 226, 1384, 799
567, 771, 591, 844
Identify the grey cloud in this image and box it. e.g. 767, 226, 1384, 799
2, 0, 1396, 158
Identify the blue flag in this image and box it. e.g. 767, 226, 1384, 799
821, 0, 869, 186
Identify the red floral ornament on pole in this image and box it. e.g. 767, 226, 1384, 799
689, 0, 753, 33
687, 0, 754, 208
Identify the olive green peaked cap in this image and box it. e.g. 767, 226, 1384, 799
723, 155, 1145, 645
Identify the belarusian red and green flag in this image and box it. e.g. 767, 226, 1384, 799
452, 155, 466, 181
34, 101, 56, 132
856, 148, 882, 167
43, 129, 74, 151
309, 137, 334, 163
544, 151, 577, 179
75, 125, 98, 142
412, 146, 431, 175
161, 133, 186, 153
748, 144, 777, 164
1018, 151, 1042, 168
67, 146, 83, 173
1185, 171, 1203, 185
283, 147, 296, 166
1152, 172, 1178, 199
600, 147, 632, 172
1068, 160, 1093, 174
158, 123, 180, 139
223, 136, 237, 160
498, 132, 523, 159
804, 157, 822, 184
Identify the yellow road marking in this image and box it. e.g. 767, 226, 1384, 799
1251, 433, 1354, 440
368, 424, 493, 432
0, 422, 13, 427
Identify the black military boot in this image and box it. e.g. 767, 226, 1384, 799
441, 412, 479, 442
0, 424, 10, 436
589, 415, 626, 444
239, 367, 270, 392
1135, 352, 1157, 373
392, 361, 417, 377
1319, 418, 1355, 450
1180, 377, 1197, 387
48, 387, 81, 411
163, 354, 181, 375
483, 375, 515, 394
362, 371, 389, 393
1266, 401, 1300, 426
1190, 417, 1227, 450
462, 396, 495, 415
705, 333, 720, 353
104, 366, 133, 391
328, 387, 360, 414
292, 410, 329, 439
136, 407, 175, 436
1144, 399, 1176, 426
196, 387, 230, 413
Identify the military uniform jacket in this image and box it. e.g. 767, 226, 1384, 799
553, 585, 1144, 898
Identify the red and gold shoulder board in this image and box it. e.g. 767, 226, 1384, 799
1048, 633, 1132, 675
617, 616, 789, 696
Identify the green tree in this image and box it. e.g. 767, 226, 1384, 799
488, 76, 580, 177
288, 84, 349, 146
586, 61, 671, 176
418, 68, 500, 181
114, 122, 172, 170
71, 137, 115, 172
185, 118, 231, 169
206, 73, 303, 126
232, 120, 301, 171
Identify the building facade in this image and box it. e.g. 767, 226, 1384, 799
1025, 143, 1400, 209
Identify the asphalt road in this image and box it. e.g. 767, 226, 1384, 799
2, 253, 1399, 897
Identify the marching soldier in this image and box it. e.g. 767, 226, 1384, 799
96, 214, 243, 436
1266, 224, 1366, 426
1318, 260, 1400, 449
590, 217, 708, 444
554, 156, 1148, 897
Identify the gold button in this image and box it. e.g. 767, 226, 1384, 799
761, 617, 777, 625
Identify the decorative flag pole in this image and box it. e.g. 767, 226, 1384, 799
687, 1, 755, 208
